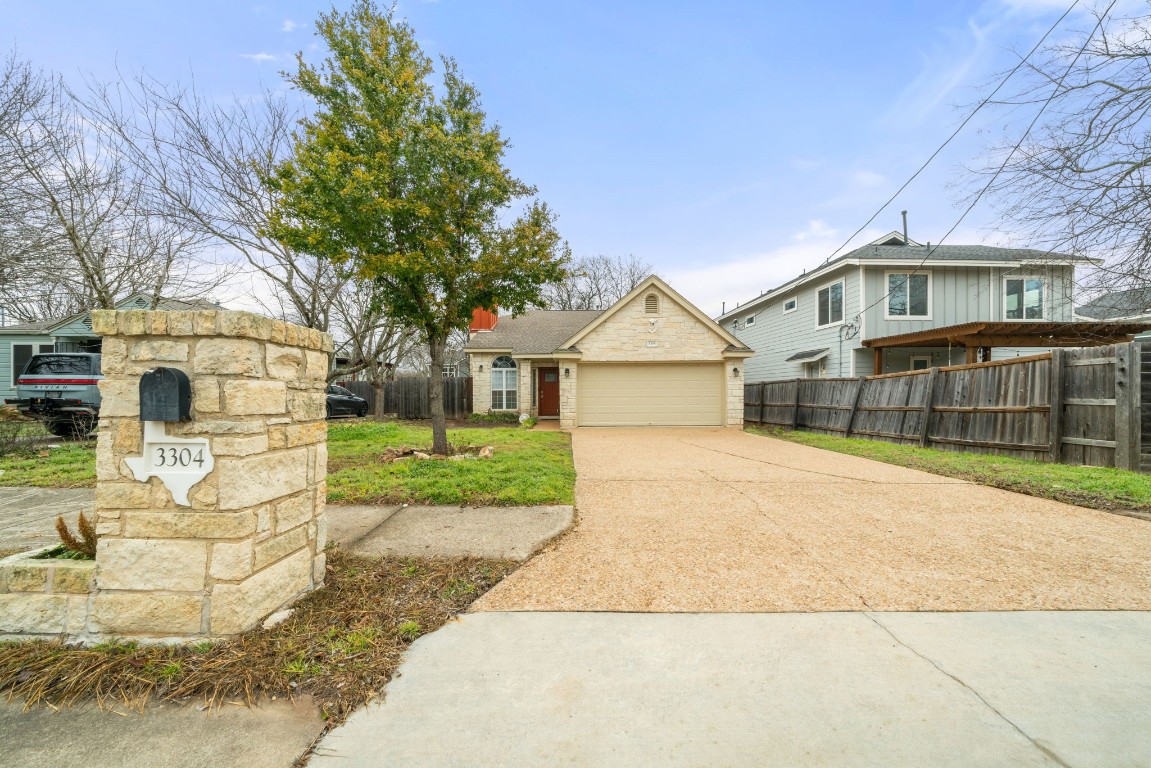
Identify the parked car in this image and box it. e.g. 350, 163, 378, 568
326, 384, 369, 418
7, 353, 102, 437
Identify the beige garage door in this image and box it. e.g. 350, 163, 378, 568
577, 364, 724, 426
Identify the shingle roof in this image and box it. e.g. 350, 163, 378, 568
0, 296, 224, 335
462, 310, 604, 354
1076, 287, 1151, 319
0, 319, 56, 334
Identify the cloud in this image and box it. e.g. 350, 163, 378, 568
792, 220, 838, 242
281, 19, 299, 32
240, 52, 280, 63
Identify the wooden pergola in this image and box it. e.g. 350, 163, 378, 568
862, 321, 1151, 369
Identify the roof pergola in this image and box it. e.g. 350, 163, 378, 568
863, 321, 1151, 366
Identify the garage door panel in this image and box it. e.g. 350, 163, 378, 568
577, 364, 722, 426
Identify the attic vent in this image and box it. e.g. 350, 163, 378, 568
644, 294, 659, 314
133, 297, 148, 308
81, 316, 93, 331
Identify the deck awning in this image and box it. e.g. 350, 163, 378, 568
785, 348, 830, 363
861, 321, 1151, 350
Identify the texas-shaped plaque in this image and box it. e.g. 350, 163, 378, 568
125, 421, 214, 506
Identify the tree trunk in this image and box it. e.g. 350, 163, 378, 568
428, 334, 449, 455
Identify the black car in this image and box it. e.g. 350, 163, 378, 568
326, 385, 369, 418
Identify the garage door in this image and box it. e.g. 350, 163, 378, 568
577, 364, 724, 426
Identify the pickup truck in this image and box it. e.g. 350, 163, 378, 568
6, 352, 102, 437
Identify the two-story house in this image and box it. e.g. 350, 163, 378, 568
718, 233, 1102, 379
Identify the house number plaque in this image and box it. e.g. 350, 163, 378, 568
125, 421, 214, 507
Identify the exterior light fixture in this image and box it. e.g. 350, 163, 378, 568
478, 364, 483, 372
733, 368, 740, 377
564, 368, 570, 377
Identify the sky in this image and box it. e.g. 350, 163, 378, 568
0, 0, 1099, 317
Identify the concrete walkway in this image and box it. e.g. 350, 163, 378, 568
0, 487, 92, 553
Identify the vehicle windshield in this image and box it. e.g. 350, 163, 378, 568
24, 355, 97, 375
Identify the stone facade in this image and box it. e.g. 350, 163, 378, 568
0, 310, 332, 642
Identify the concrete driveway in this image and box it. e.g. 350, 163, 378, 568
476, 428, 1151, 612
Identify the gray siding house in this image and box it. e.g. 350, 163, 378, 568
718, 233, 1095, 380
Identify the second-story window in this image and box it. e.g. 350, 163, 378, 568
817, 280, 844, 327
1005, 277, 1045, 320
886, 271, 931, 318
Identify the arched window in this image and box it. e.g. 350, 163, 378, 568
645, 293, 659, 314
490, 356, 518, 410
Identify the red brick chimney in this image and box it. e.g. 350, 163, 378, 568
469, 306, 498, 334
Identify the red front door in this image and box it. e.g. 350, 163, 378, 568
537, 367, 560, 417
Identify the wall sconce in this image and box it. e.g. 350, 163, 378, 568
564, 368, 570, 377
733, 367, 740, 377
478, 364, 483, 372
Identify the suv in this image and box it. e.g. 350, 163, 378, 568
7, 353, 102, 437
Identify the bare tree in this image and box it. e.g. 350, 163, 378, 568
974, 4, 1151, 292
541, 254, 652, 310
0, 54, 219, 322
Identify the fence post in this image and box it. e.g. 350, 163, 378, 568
844, 377, 866, 437
918, 367, 939, 448
1115, 342, 1139, 471
1048, 348, 1064, 464
758, 382, 768, 426
792, 378, 802, 430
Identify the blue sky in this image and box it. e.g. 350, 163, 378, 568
1, 0, 1088, 315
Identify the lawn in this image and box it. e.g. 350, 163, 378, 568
0, 419, 576, 507
748, 426, 1151, 514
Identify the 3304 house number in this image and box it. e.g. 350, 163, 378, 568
153, 446, 206, 468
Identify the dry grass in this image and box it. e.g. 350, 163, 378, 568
0, 550, 516, 723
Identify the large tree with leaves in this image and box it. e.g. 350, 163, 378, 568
267, 2, 568, 453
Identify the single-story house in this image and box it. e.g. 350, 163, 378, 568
0, 294, 221, 402
1076, 286, 1151, 340
464, 275, 753, 428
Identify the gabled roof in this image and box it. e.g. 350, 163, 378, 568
560, 275, 750, 352
1076, 287, 1151, 320
0, 293, 223, 335
718, 242, 1098, 321
462, 310, 604, 355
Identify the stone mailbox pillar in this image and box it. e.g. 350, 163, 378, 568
88, 309, 332, 639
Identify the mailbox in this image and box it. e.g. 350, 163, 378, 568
139, 367, 192, 422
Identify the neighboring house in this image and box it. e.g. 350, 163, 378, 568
718, 232, 1114, 379
1076, 287, 1151, 340
0, 294, 221, 402
464, 275, 752, 428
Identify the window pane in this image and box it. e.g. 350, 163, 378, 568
491, 390, 503, 410
1005, 279, 1023, 319
1025, 279, 1044, 319
888, 274, 908, 316
12, 344, 32, 386
829, 282, 843, 323
818, 287, 829, 325
506, 390, 517, 409
909, 274, 929, 316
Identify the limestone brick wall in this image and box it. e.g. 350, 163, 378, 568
518, 360, 533, 416
576, 287, 729, 362
0, 552, 96, 638
469, 353, 493, 413
726, 361, 745, 427
0, 309, 333, 642
559, 363, 578, 429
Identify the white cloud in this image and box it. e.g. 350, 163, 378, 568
240, 52, 280, 63
281, 19, 299, 32
792, 220, 838, 242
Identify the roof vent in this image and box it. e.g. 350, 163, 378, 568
134, 297, 148, 308
81, 316, 93, 331
645, 294, 659, 314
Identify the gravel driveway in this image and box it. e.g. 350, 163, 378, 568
475, 428, 1151, 612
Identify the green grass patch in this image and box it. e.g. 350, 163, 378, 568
326, 420, 575, 506
0, 442, 96, 488
748, 426, 1151, 513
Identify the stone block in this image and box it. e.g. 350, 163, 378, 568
305, 350, 330, 381
210, 549, 311, 634
254, 526, 308, 570
320, 333, 335, 353
289, 391, 326, 421
121, 510, 256, 539
172, 419, 264, 435
5, 564, 48, 592
194, 310, 218, 335
95, 521, 121, 536
315, 515, 328, 551
285, 421, 327, 448
190, 483, 220, 509
90, 593, 202, 635
266, 344, 304, 381
167, 311, 194, 336
210, 541, 253, 581
270, 320, 287, 344
193, 378, 221, 414
0, 594, 67, 634
96, 539, 208, 592
129, 340, 189, 362
52, 562, 96, 594
314, 442, 328, 483
224, 380, 287, 415
312, 552, 326, 586
97, 379, 140, 418
305, 328, 323, 350
217, 449, 309, 510
274, 494, 314, 534
193, 338, 264, 376
211, 434, 269, 457
251, 314, 273, 341
95, 481, 161, 510
100, 337, 128, 373
218, 311, 256, 338
90, 309, 118, 336
284, 323, 299, 347
110, 419, 143, 455
120, 310, 148, 335
147, 311, 168, 335
96, 433, 122, 481
267, 426, 287, 450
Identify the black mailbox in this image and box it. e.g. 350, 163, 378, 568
139, 367, 192, 422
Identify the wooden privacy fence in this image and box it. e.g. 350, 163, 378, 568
341, 377, 473, 419
744, 341, 1148, 472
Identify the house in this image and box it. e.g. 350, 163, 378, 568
716, 232, 1139, 379
1076, 287, 1151, 340
463, 275, 752, 428
0, 294, 221, 402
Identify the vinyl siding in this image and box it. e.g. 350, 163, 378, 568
729, 267, 861, 382
0, 334, 56, 400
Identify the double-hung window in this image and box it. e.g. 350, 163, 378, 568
490, 356, 518, 410
886, 271, 931, 319
1004, 277, 1045, 320
11, 343, 55, 387
816, 280, 844, 327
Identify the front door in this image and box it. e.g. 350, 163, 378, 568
537, 367, 560, 417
